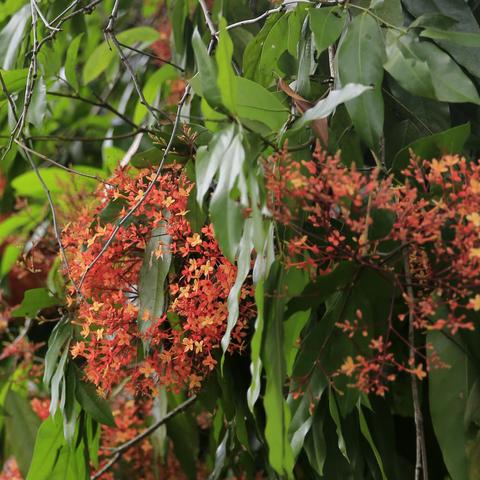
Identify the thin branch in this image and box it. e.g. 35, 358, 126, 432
78, 85, 192, 290
23, 146, 80, 294
117, 41, 185, 71
104, 7, 171, 126
46, 91, 141, 130
90, 395, 197, 479
198, 0, 217, 37
14, 140, 112, 185
403, 247, 428, 480
28, 130, 147, 142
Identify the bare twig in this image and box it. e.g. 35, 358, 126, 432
90, 395, 197, 479
46, 91, 141, 130
104, 4, 171, 126
403, 247, 428, 480
14, 140, 112, 185
78, 85, 192, 290
198, 0, 217, 37
117, 41, 185, 71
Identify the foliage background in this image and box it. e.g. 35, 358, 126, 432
1, 0, 480, 478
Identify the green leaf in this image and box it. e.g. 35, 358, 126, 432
192, 28, 222, 108
221, 219, 253, 352
243, 12, 289, 87
384, 30, 436, 100
11, 166, 104, 201
137, 221, 172, 352
288, 369, 327, 458
209, 430, 229, 480
209, 132, 246, 262
247, 279, 265, 412
420, 27, 480, 47
309, 6, 346, 54
26, 414, 64, 480
338, 13, 385, 149
385, 30, 480, 104
0, 243, 21, 278
12, 287, 60, 318
76, 380, 116, 428
44, 319, 72, 385
304, 405, 327, 475
216, 18, 237, 113
262, 263, 295, 478
195, 126, 235, 206
4, 390, 40, 477
393, 123, 471, 171
27, 413, 88, 480
234, 76, 288, 132
368, 208, 396, 241
133, 65, 177, 124
295, 83, 372, 128
0, 205, 42, 244
328, 391, 349, 461
65, 34, 83, 91
403, 0, 480, 78
83, 27, 160, 84
0, 4, 30, 69
284, 309, 310, 377
372, 0, 404, 25
358, 402, 387, 480
429, 330, 469, 480
0, 68, 28, 97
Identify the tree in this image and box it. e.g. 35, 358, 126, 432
1, 0, 480, 478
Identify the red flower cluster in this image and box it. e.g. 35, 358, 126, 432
63, 165, 254, 396
266, 147, 480, 394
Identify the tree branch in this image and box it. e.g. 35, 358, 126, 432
403, 247, 428, 480
90, 395, 197, 479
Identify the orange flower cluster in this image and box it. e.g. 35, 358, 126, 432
63, 165, 254, 395
266, 148, 480, 394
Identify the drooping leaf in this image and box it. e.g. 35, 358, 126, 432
83, 27, 160, 84
358, 402, 387, 480
235, 76, 289, 132
216, 18, 237, 113
385, 30, 480, 104
12, 288, 60, 318
221, 219, 253, 352
137, 221, 172, 351
4, 390, 40, 477
195, 125, 235, 206
393, 123, 471, 171
0, 68, 28, 98
75, 380, 116, 428
243, 12, 289, 87
0, 4, 30, 69
294, 83, 372, 128
133, 64, 178, 124
64, 34, 83, 91
337, 13, 385, 149
420, 27, 480, 47
192, 28, 222, 109
429, 329, 470, 480
262, 263, 295, 478
309, 6, 346, 55
26, 414, 63, 480
247, 279, 265, 412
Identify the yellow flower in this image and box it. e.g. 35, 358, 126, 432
467, 212, 480, 227
187, 233, 202, 247
469, 294, 480, 311
430, 159, 448, 174
470, 248, 480, 258
340, 356, 356, 376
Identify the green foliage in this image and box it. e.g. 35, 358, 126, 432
2, 0, 480, 478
